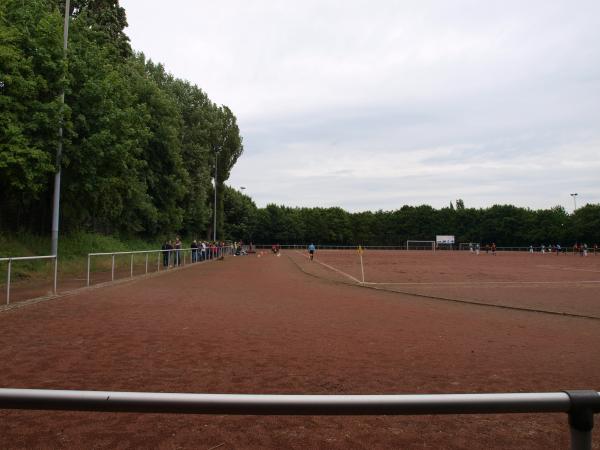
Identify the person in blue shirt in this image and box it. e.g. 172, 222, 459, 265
308, 243, 316, 261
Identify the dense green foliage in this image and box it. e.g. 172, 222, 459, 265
223, 186, 257, 243
245, 202, 600, 247
0, 0, 243, 239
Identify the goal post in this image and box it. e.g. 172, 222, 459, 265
406, 240, 435, 251
458, 242, 480, 251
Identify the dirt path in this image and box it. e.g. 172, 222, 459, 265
0, 252, 599, 449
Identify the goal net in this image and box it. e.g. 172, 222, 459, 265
406, 240, 435, 251
458, 242, 480, 251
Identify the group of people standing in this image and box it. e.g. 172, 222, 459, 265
160, 237, 228, 268
572, 243, 597, 256
469, 243, 496, 255
527, 243, 598, 255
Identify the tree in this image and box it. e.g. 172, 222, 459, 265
0, 0, 245, 241
223, 186, 257, 242
0, 0, 64, 231
572, 204, 600, 244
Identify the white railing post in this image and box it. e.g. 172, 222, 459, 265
53, 256, 58, 295
145, 253, 148, 274
6, 258, 11, 305
157, 252, 160, 272
111, 254, 115, 281
86, 254, 91, 287
130, 254, 134, 278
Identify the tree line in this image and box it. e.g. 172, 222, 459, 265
1, 0, 243, 239
223, 191, 600, 247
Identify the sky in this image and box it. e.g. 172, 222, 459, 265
121, 0, 600, 212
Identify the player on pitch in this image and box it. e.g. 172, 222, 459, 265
308, 243, 316, 261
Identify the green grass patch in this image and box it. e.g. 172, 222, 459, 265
0, 232, 163, 283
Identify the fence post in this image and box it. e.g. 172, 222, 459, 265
53, 256, 58, 295
183, 251, 186, 266
86, 254, 91, 287
565, 390, 598, 450
130, 254, 134, 278
6, 258, 11, 305
157, 252, 160, 272
145, 253, 148, 274
111, 254, 115, 281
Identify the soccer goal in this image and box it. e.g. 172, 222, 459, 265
458, 242, 480, 251
406, 240, 435, 251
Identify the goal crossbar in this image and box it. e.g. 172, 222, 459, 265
459, 242, 480, 251
406, 240, 435, 251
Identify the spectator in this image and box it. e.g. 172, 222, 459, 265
161, 240, 170, 267
167, 240, 174, 267
191, 239, 198, 263
174, 236, 182, 266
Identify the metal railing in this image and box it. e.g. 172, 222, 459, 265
0, 389, 597, 448
0, 255, 57, 305
86, 246, 233, 287
255, 244, 599, 254
254, 244, 409, 250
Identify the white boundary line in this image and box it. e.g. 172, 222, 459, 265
362, 280, 600, 286
293, 251, 362, 284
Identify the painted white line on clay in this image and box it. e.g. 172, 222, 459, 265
361, 280, 600, 286
293, 251, 362, 284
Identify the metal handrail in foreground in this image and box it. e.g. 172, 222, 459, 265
0, 389, 598, 449
0, 255, 57, 305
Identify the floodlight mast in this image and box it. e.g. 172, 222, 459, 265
570, 193, 578, 211
50, 0, 70, 256
213, 137, 227, 242
213, 147, 220, 242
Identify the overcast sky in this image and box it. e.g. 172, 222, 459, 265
121, 0, 600, 212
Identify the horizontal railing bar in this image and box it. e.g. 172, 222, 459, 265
254, 244, 595, 252
0, 255, 56, 262
88, 247, 228, 257
1, 389, 593, 415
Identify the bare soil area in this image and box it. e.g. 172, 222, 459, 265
1, 251, 599, 449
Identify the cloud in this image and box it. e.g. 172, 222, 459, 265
122, 0, 600, 211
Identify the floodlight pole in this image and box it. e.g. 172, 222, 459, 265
51, 0, 70, 256
570, 193, 578, 211
213, 147, 220, 242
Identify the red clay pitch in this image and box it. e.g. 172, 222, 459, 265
0, 250, 599, 449
306, 249, 600, 318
